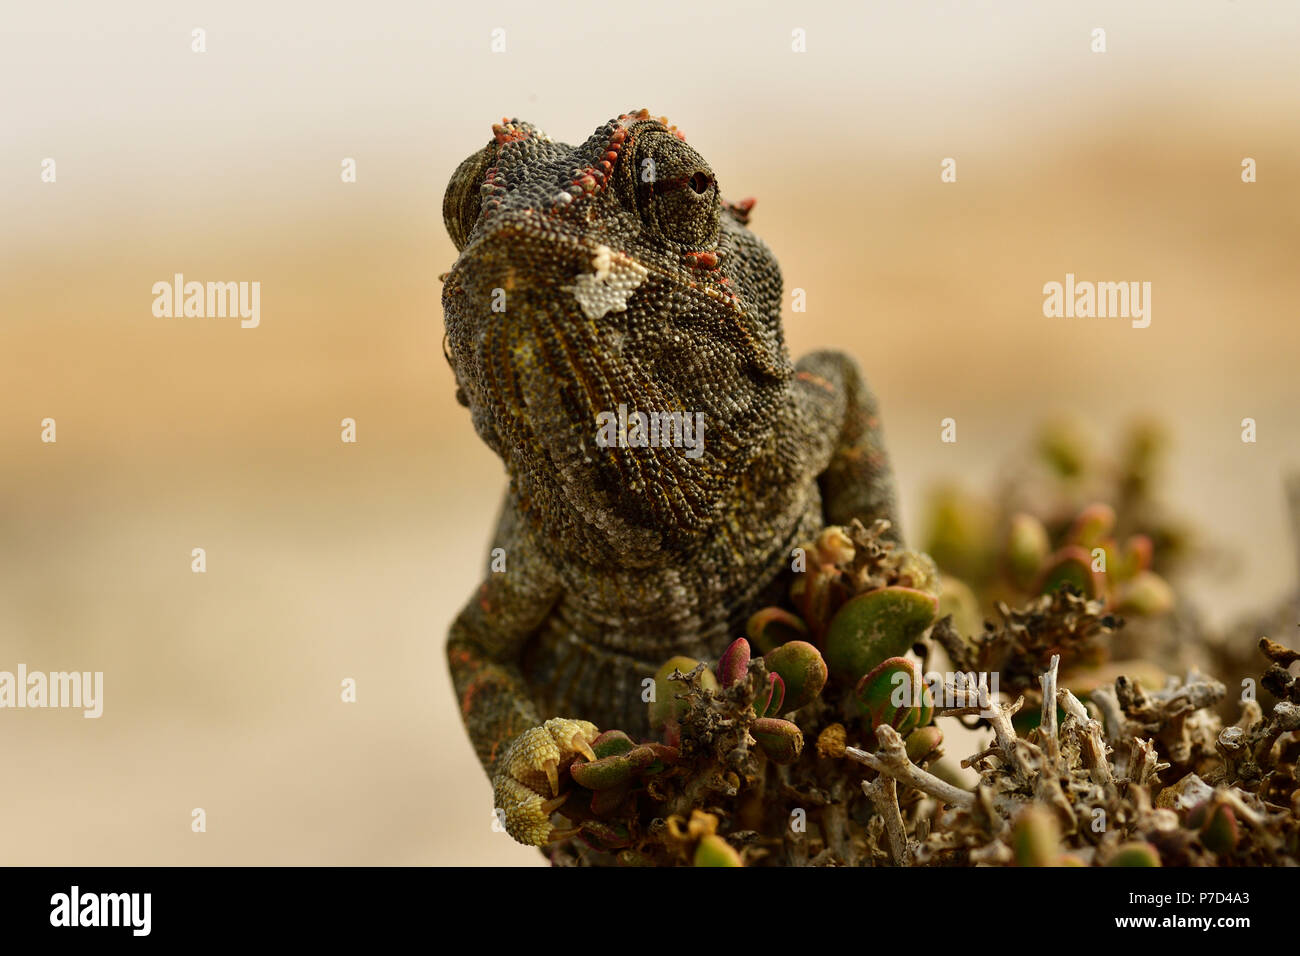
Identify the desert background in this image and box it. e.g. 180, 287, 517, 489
2, 0, 1297, 865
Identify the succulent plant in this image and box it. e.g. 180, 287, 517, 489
1189, 800, 1240, 855
745, 607, 808, 654
762, 640, 827, 711
648, 656, 718, 734
716, 637, 751, 688
1107, 842, 1162, 867
1006, 512, 1050, 589
922, 482, 998, 586
694, 833, 743, 867
782, 520, 941, 640
825, 587, 938, 684
568, 732, 676, 791
1036, 543, 1104, 599
540, 424, 1298, 870
921, 418, 1191, 641
1029, 504, 1174, 615
669, 811, 745, 867
750, 717, 803, 764
755, 672, 785, 718
903, 724, 944, 763
711, 637, 825, 763
853, 656, 934, 735
1012, 805, 1061, 867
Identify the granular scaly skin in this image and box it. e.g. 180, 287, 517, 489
441, 109, 899, 846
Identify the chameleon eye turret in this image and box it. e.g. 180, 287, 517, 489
443, 143, 495, 252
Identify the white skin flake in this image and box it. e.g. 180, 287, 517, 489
564, 244, 649, 320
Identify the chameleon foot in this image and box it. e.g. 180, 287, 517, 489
492, 717, 599, 846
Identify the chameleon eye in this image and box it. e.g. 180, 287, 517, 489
655, 169, 718, 249
634, 133, 719, 250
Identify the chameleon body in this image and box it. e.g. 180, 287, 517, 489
441, 109, 898, 846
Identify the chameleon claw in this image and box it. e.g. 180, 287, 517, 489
546, 825, 583, 845
490, 717, 601, 846
552, 721, 599, 764
540, 793, 569, 815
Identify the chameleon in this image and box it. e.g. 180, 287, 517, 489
441, 108, 899, 847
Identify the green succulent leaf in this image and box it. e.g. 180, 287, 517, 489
746, 607, 809, 655
756, 672, 786, 718
1036, 546, 1103, 599
717, 638, 751, 688
1067, 503, 1116, 550
1198, 803, 1239, 855
569, 745, 656, 790
904, 725, 943, 763
763, 640, 828, 711
591, 730, 636, 760
824, 587, 938, 683
1012, 806, 1061, 868
853, 656, 933, 734
1006, 513, 1050, 589
694, 834, 743, 867
648, 656, 718, 730
751, 716, 803, 764
1107, 842, 1162, 867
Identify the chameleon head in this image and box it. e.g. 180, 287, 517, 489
441, 110, 793, 562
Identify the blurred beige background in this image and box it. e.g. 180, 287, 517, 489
1, 0, 1297, 864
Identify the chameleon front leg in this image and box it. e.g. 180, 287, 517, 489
446, 511, 600, 846
794, 350, 901, 540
